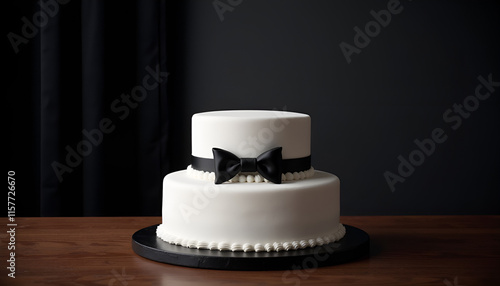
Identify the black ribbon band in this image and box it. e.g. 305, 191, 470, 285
194, 147, 312, 184
191, 155, 311, 174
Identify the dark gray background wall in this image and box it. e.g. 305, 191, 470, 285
6, 0, 499, 216
168, 0, 500, 215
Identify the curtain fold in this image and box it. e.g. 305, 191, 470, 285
40, 0, 66, 216
81, 0, 105, 215
26, 0, 169, 216
135, 1, 168, 215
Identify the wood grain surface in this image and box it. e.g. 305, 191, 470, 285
1, 216, 499, 285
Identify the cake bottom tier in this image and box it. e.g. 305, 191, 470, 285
157, 170, 345, 252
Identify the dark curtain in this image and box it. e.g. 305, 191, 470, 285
7, 0, 174, 216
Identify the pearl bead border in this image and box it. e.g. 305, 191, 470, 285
186, 165, 315, 183
157, 223, 346, 252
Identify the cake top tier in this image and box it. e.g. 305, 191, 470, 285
193, 110, 309, 119
192, 110, 311, 160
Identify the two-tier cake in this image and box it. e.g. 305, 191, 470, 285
156, 110, 345, 252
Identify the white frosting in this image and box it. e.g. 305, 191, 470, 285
186, 165, 316, 183
192, 110, 310, 160
157, 223, 346, 252
157, 170, 344, 252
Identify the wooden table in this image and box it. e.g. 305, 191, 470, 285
1, 216, 499, 285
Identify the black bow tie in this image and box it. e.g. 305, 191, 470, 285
212, 147, 283, 184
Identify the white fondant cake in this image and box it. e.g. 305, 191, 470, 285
192, 110, 310, 159
157, 110, 345, 252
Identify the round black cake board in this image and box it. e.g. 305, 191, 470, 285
132, 224, 369, 271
